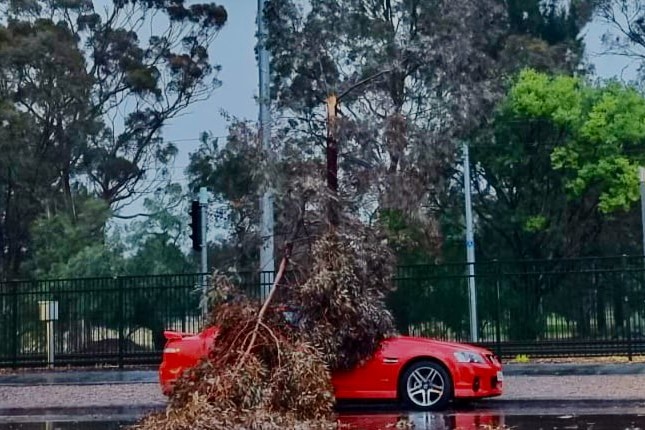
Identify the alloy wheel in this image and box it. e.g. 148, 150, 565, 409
405, 365, 445, 407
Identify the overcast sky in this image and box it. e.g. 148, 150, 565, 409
160, 1, 258, 185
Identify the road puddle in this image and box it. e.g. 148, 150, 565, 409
341, 412, 645, 429
1, 413, 645, 429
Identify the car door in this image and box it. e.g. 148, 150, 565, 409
331, 338, 400, 399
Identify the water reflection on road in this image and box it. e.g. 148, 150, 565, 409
2, 412, 645, 429
340, 412, 645, 430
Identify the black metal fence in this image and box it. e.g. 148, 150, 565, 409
1, 256, 645, 367
0, 274, 200, 367
392, 257, 645, 358
0, 271, 275, 367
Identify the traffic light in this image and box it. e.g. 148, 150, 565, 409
189, 200, 202, 251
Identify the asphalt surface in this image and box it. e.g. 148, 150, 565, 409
2, 363, 645, 424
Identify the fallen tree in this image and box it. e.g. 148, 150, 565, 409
131, 225, 399, 429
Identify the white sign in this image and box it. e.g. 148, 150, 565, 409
38, 301, 59, 321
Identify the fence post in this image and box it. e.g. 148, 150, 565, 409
495, 260, 502, 359
12, 283, 18, 368
118, 277, 124, 369
621, 255, 633, 361
626, 293, 632, 362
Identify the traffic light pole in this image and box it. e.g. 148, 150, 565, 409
199, 187, 208, 318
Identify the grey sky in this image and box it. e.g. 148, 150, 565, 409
157, 1, 258, 190
584, 17, 639, 82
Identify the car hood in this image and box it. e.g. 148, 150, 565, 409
393, 336, 493, 355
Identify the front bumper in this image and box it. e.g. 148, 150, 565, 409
453, 363, 503, 399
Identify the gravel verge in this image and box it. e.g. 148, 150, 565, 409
502, 374, 645, 400
2, 374, 645, 410
0, 384, 166, 409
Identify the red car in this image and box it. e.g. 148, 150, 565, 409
159, 327, 503, 411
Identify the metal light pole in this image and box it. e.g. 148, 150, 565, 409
199, 187, 209, 317
258, 0, 275, 298
463, 142, 478, 342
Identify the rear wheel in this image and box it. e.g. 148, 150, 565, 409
400, 360, 452, 411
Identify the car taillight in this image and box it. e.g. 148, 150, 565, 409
164, 347, 181, 353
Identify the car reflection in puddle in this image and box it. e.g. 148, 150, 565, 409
340, 412, 645, 430
2, 413, 645, 430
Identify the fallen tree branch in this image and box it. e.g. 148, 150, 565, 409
235, 243, 293, 372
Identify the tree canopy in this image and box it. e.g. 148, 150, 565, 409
0, 0, 227, 278
471, 69, 645, 259
4, 0, 645, 280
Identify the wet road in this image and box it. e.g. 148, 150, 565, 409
2, 365, 645, 429
2, 412, 645, 430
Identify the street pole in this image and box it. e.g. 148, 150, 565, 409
199, 187, 208, 318
258, 0, 274, 299
463, 142, 478, 342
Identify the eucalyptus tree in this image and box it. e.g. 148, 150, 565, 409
262, 0, 510, 257
0, 0, 227, 276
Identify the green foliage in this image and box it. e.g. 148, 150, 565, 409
471, 68, 645, 262
124, 237, 193, 275
509, 70, 585, 126
513, 354, 530, 363
121, 184, 194, 275
26, 183, 194, 278
48, 245, 125, 279
378, 209, 440, 265
28, 197, 119, 278
524, 215, 548, 233
509, 70, 645, 213
434, 0, 596, 263
187, 131, 259, 203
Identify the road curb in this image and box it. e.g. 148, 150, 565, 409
0, 404, 164, 422
2, 364, 645, 387
0, 370, 157, 386
503, 363, 645, 376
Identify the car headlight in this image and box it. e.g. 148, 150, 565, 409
453, 351, 486, 364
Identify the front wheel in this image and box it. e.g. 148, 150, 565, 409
400, 360, 452, 411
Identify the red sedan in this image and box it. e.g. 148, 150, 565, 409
159, 327, 503, 411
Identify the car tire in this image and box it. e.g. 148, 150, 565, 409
399, 360, 452, 411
